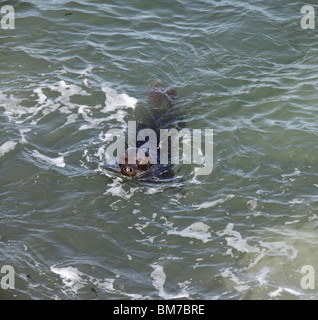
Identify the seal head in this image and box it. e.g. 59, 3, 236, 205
120, 147, 152, 177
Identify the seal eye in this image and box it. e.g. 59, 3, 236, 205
124, 167, 133, 173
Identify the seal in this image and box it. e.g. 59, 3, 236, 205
120, 80, 177, 178
120, 147, 152, 177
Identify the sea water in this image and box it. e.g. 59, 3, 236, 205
1, 0, 318, 299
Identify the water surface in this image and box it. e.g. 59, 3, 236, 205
1, 0, 318, 299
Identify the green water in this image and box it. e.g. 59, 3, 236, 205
1, 0, 318, 299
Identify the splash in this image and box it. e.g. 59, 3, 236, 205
0, 141, 17, 158
167, 222, 212, 243
51, 265, 142, 299
150, 264, 189, 299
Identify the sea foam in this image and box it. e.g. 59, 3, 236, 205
0, 141, 17, 158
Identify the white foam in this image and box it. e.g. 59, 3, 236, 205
32, 150, 65, 168
0, 141, 17, 157
167, 222, 212, 243
284, 220, 300, 225
136, 235, 158, 244
19, 129, 31, 144
1, 81, 91, 126
177, 280, 191, 291
259, 240, 298, 260
190, 175, 201, 185
268, 287, 302, 298
288, 198, 303, 204
255, 266, 272, 286
194, 194, 235, 209
308, 214, 318, 222
101, 87, 138, 112
65, 113, 78, 125
268, 287, 283, 298
217, 223, 260, 253
218, 224, 300, 295
103, 109, 128, 125
159, 216, 174, 228
77, 104, 107, 127
247, 199, 257, 210
75, 86, 135, 128
0, 92, 24, 120
150, 264, 189, 299
33, 88, 47, 104
81, 66, 93, 76
51, 266, 114, 297
50, 81, 89, 103
79, 124, 95, 131
2, 82, 137, 134
146, 187, 162, 195
217, 224, 312, 298
133, 222, 150, 235
83, 79, 89, 87
51, 266, 83, 292
104, 178, 139, 200
281, 169, 301, 178
51, 265, 142, 299
221, 269, 251, 293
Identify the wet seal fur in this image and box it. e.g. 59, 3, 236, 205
120, 80, 178, 178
